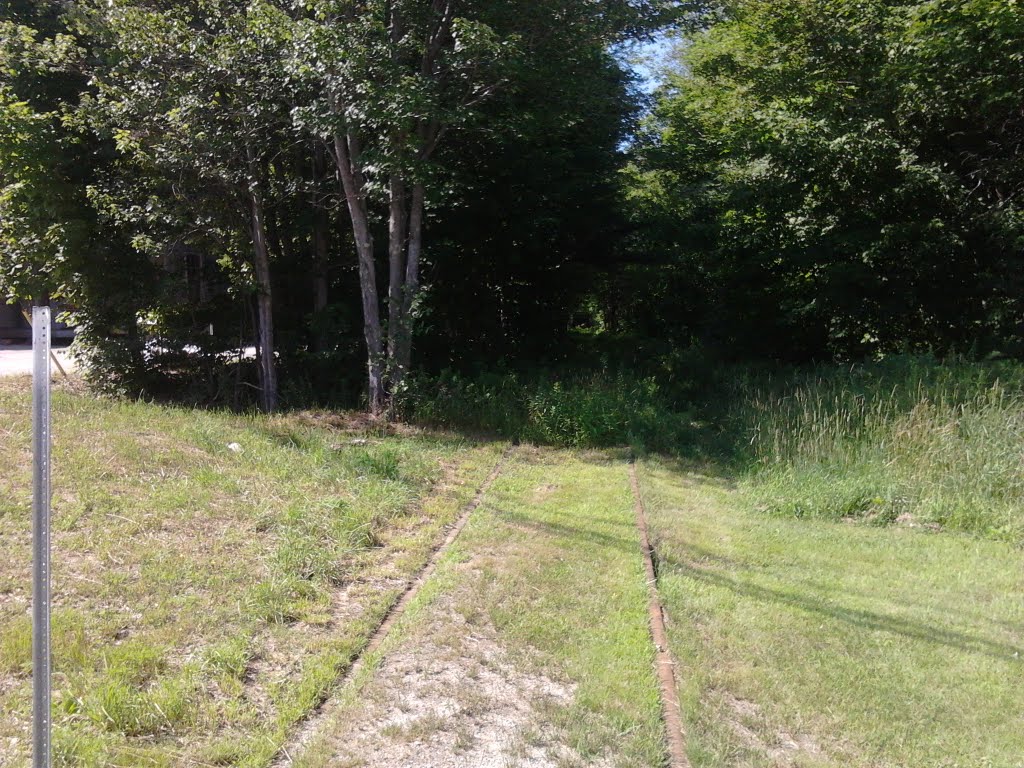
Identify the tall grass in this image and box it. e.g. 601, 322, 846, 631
404, 355, 1024, 542
729, 357, 1024, 542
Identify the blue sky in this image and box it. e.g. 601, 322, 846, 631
620, 34, 677, 93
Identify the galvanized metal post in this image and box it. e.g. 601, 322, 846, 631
32, 306, 51, 768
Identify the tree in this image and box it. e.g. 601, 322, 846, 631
0, 5, 91, 305
5, 0, 682, 410
421, 28, 641, 367
296, 0, 678, 414
629, 0, 1024, 360
894, 0, 1024, 209
290, 1, 505, 412
83, 0, 299, 410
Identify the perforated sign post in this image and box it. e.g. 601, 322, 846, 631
32, 305, 52, 768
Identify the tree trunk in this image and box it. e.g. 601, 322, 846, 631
311, 145, 331, 351
393, 182, 425, 392
245, 142, 278, 413
334, 130, 385, 415
384, 6, 408, 404
387, 175, 408, 385
248, 190, 278, 413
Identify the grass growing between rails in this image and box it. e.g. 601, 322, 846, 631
0, 376, 503, 767
637, 458, 1024, 768
729, 357, 1024, 542
295, 448, 667, 768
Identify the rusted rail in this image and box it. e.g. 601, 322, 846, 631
630, 460, 690, 768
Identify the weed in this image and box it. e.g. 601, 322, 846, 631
276, 528, 344, 583
0, 615, 32, 676
0, 611, 96, 680
203, 634, 252, 681
349, 447, 402, 481
82, 671, 199, 737
247, 575, 322, 624
404, 369, 692, 451
730, 356, 1024, 541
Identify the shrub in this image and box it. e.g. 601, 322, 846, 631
402, 369, 692, 451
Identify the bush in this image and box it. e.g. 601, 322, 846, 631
402, 369, 693, 451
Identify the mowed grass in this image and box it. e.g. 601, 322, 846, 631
637, 458, 1024, 768
295, 448, 667, 767
0, 376, 501, 767
458, 448, 665, 765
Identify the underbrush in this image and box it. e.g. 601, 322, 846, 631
729, 356, 1024, 542
402, 369, 693, 452
404, 354, 1024, 544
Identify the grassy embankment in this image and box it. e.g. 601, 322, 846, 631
0, 376, 502, 767
4, 353, 1023, 767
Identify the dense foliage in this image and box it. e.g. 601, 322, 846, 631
624, 0, 1024, 361
2, 0, 1022, 413
2, 0, 672, 410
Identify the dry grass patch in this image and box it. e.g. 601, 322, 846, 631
0, 376, 502, 766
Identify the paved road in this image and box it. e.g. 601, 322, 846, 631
0, 345, 76, 377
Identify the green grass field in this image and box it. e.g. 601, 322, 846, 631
638, 456, 1024, 767
3, 359, 1023, 767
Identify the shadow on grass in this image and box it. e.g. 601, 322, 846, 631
499, 511, 643, 557
481, 478, 644, 557
659, 547, 1024, 663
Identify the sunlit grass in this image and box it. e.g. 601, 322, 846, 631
728, 357, 1024, 541
469, 449, 665, 766
0, 376, 499, 767
639, 457, 1024, 768
294, 448, 667, 768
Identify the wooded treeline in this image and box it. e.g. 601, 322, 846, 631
626, 0, 1024, 363
2, 0, 1021, 413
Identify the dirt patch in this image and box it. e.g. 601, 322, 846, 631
721, 691, 823, 764
313, 598, 605, 768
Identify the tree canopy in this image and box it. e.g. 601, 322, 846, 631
1, 0, 1020, 408
625, 0, 1024, 361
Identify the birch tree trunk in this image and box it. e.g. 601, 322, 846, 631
334, 130, 386, 414
392, 181, 425, 391
387, 175, 408, 380
328, 3, 458, 416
